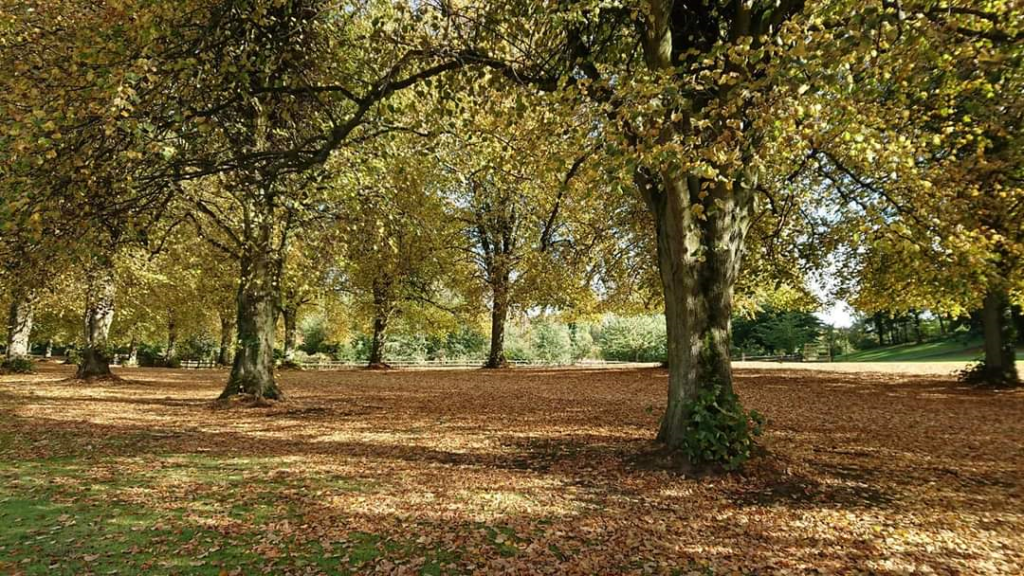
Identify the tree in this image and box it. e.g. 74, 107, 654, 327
336, 143, 466, 368
441, 91, 603, 368
812, 1, 1023, 385
469, 0, 836, 449
733, 307, 825, 356
3, 0, 499, 396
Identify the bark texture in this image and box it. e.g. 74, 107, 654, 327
282, 305, 298, 362
220, 235, 282, 400
77, 262, 116, 379
6, 291, 34, 358
126, 336, 139, 367
473, 186, 517, 370
644, 174, 755, 447
164, 315, 178, 365
631, 0, 804, 449
218, 312, 235, 366
979, 287, 1019, 386
486, 272, 511, 369
368, 279, 393, 368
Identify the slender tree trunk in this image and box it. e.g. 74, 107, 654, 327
643, 173, 755, 448
77, 260, 116, 379
368, 314, 389, 367
367, 278, 393, 368
980, 287, 1019, 386
874, 314, 886, 346
282, 305, 298, 362
913, 310, 923, 344
6, 291, 34, 358
220, 236, 282, 400
126, 335, 139, 367
938, 315, 946, 336
164, 314, 178, 365
218, 312, 235, 366
44, 339, 53, 359
485, 273, 510, 368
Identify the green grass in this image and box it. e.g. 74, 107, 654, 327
835, 336, 1024, 363
0, 452, 458, 575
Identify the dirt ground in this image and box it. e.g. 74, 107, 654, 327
1, 364, 1022, 575
734, 360, 989, 376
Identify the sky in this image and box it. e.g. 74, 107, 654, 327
816, 300, 854, 328
809, 270, 855, 328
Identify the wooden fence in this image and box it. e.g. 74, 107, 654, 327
178, 358, 641, 370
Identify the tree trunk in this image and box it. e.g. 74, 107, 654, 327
643, 173, 755, 448
282, 305, 298, 361
368, 312, 389, 367
164, 315, 178, 364
874, 314, 886, 346
485, 274, 510, 368
938, 315, 946, 336
367, 278, 392, 368
913, 310, 923, 344
44, 339, 53, 359
980, 287, 1019, 386
6, 291, 34, 358
220, 241, 282, 400
127, 335, 139, 367
218, 312, 235, 366
77, 261, 116, 379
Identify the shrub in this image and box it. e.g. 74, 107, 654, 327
64, 347, 82, 365
1, 356, 35, 374
532, 322, 573, 364
504, 328, 533, 362
427, 327, 488, 360
598, 315, 667, 362
299, 314, 330, 355
677, 385, 764, 470
179, 334, 218, 362
136, 344, 164, 367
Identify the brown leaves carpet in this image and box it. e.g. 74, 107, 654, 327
1, 364, 1022, 575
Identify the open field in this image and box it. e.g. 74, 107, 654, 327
834, 339, 1024, 364
733, 360, 1024, 376
1, 364, 1023, 575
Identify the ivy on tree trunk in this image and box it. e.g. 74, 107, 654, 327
642, 172, 755, 447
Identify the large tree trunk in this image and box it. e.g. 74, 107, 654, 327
644, 173, 755, 448
6, 291, 34, 358
485, 273, 510, 369
282, 305, 298, 362
218, 312, 235, 366
980, 287, 1019, 386
220, 241, 282, 400
77, 261, 116, 379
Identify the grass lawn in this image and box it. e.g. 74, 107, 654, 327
1, 364, 1022, 575
834, 337, 1024, 363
